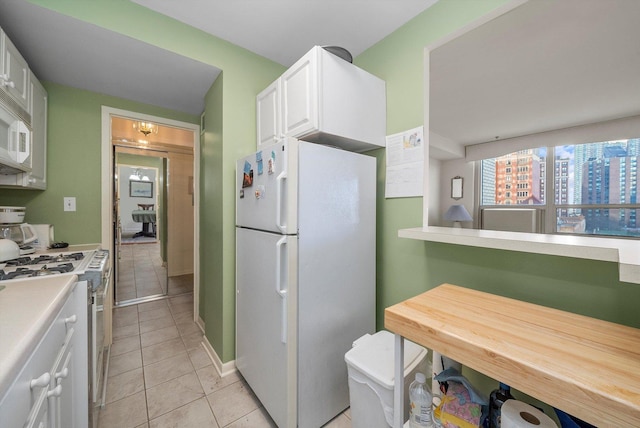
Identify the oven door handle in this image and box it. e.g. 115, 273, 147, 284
102, 267, 112, 299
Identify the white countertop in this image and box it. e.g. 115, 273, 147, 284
0, 274, 78, 397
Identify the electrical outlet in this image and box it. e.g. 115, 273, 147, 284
64, 197, 76, 212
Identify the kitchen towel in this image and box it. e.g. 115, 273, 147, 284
502, 400, 557, 428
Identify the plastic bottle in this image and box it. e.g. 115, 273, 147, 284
409, 372, 434, 428
489, 382, 514, 428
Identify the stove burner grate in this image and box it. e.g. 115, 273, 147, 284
31, 253, 85, 264
4, 257, 38, 267
0, 263, 76, 280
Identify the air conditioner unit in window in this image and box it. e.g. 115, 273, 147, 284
481, 208, 542, 233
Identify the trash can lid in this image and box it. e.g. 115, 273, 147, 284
345, 330, 428, 389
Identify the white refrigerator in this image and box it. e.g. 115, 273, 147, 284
235, 138, 376, 428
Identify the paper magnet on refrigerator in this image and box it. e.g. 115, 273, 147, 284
256, 151, 264, 175
268, 151, 276, 174
242, 160, 253, 188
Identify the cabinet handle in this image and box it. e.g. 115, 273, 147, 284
55, 367, 69, 380
65, 315, 77, 325
47, 385, 62, 398
30, 372, 51, 389
5, 80, 15, 89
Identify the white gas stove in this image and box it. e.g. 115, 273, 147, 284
0, 249, 109, 290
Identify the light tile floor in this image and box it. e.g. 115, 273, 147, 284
101, 293, 353, 428
116, 242, 193, 302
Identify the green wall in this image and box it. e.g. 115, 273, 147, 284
353, 0, 640, 412
0, 83, 196, 244
354, 0, 640, 331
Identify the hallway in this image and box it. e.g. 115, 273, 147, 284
116, 241, 193, 302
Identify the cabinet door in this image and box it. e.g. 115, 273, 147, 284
281, 48, 318, 138
25, 74, 47, 189
256, 80, 280, 149
52, 343, 74, 428
24, 387, 51, 428
2, 34, 30, 112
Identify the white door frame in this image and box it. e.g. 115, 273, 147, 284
101, 106, 201, 321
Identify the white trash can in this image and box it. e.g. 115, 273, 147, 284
345, 330, 429, 428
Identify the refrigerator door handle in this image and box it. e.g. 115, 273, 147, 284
276, 170, 287, 233
275, 236, 287, 344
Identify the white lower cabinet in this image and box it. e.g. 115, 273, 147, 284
24, 385, 49, 428
0, 281, 88, 428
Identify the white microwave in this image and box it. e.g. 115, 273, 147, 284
0, 96, 31, 174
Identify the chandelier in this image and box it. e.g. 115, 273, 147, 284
128, 168, 150, 181
133, 121, 158, 137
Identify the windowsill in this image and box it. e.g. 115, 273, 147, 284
398, 226, 640, 284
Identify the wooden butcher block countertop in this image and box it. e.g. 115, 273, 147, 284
385, 283, 640, 427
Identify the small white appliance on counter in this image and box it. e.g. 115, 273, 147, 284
30, 223, 54, 249
0, 223, 38, 254
0, 207, 39, 254
235, 137, 376, 428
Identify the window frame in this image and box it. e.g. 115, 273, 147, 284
477, 144, 640, 239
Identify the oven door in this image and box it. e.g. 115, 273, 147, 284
92, 283, 106, 405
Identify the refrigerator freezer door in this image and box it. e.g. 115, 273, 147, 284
236, 140, 298, 234
236, 227, 297, 428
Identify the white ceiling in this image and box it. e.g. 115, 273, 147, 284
430, 0, 640, 149
131, 0, 438, 67
0, 0, 437, 116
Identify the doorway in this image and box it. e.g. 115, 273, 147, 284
101, 107, 200, 313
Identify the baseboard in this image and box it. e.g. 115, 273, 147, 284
169, 269, 194, 277
196, 316, 205, 333
201, 335, 237, 378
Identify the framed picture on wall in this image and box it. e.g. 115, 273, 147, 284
130, 180, 153, 198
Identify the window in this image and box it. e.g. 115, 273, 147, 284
479, 139, 640, 237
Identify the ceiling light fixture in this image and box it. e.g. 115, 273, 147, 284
128, 168, 150, 181
133, 121, 158, 137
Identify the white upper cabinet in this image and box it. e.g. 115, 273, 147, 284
256, 80, 281, 148
0, 27, 47, 189
1, 31, 30, 113
257, 46, 386, 153
281, 51, 318, 138
26, 74, 47, 189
